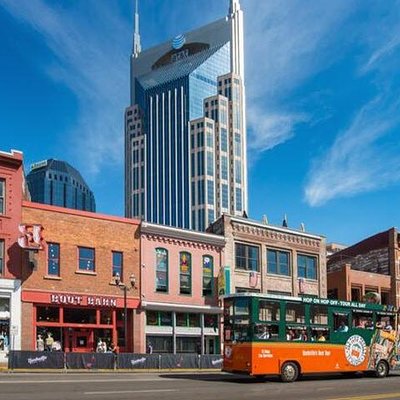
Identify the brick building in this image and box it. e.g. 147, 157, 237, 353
208, 215, 327, 297
327, 228, 400, 307
139, 222, 225, 354
20, 201, 141, 353
0, 150, 27, 362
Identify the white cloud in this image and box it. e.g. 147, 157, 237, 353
1, 0, 130, 175
304, 96, 400, 206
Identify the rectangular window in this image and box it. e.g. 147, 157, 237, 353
112, 251, 123, 278
197, 180, 205, 204
0, 240, 4, 276
47, 243, 60, 276
206, 132, 213, 148
155, 248, 168, 292
221, 156, 228, 180
207, 209, 214, 225
191, 153, 195, 177
78, 247, 95, 272
220, 128, 228, 152
0, 179, 4, 214
235, 160, 242, 184
179, 252, 192, 295
286, 303, 305, 323
222, 184, 228, 209
207, 180, 214, 205
235, 243, 260, 271
297, 254, 317, 280
258, 300, 280, 322
267, 249, 290, 276
197, 151, 204, 175
235, 188, 242, 212
202, 255, 213, 296
206, 152, 213, 176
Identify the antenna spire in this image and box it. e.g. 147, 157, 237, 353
133, 0, 141, 57
229, 0, 241, 15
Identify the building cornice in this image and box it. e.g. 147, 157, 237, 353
141, 222, 226, 248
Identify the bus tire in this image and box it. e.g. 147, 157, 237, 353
375, 360, 389, 378
281, 362, 299, 383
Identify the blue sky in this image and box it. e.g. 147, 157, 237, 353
1, 0, 400, 246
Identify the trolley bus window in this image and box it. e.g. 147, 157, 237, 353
352, 311, 374, 329
258, 300, 280, 322
254, 324, 279, 340
310, 305, 328, 325
232, 298, 251, 342
333, 312, 349, 332
377, 313, 395, 331
286, 303, 305, 323
310, 327, 330, 341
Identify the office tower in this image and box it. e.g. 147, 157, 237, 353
125, 0, 247, 230
26, 159, 96, 212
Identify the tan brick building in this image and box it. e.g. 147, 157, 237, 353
327, 228, 400, 307
209, 215, 326, 297
20, 201, 141, 352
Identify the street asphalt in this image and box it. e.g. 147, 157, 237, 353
1, 371, 400, 400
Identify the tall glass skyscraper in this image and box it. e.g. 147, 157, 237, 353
26, 159, 96, 212
125, 0, 247, 230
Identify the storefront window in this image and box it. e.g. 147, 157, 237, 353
64, 308, 96, 324
176, 313, 187, 327
160, 312, 172, 326
100, 310, 112, 325
0, 298, 10, 352
146, 311, 158, 326
36, 306, 59, 322
176, 337, 201, 353
204, 314, 218, 329
188, 313, 200, 327
146, 336, 172, 353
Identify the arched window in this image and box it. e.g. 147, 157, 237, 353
179, 252, 192, 295
202, 255, 213, 296
155, 248, 168, 292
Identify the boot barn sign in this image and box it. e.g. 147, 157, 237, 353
50, 293, 117, 307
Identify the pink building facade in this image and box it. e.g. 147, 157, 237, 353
138, 222, 225, 354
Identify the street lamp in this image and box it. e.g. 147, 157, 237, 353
114, 272, 136, 352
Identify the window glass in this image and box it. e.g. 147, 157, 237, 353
155, 248, 168, 292
202, 255, 213, 296
286, 303, 305, 323
64, 308, 96, 324
0, 179, 4, 214
377, 314, 395, 330
47, 243, 60, 276
267, 249, 290, 276
176, 313, 187, 327
286, 327, 309, 341
188, 313, 200, 327
204, 314, 218, 329
235, 243, 260, 271
78, 247, 95, 271
333, 312, 349, 332
297, 254, 317, 280
310, 305, 328, 325
310, 327, 330, 342
352, 311, 374, 329
36, 306, 59, 322
146, 311, 158, 326
258, 300, 280, 322
112, 251, 123, 278
159, 312, 172, 326
179, 252, 192, 295
0, 240, 4, 276
254, 324, 279, 340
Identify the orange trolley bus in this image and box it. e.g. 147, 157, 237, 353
222, 293, 400, 382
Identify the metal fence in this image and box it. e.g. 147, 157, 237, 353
8, 351, 223, 371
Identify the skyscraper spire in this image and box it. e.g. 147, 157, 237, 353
132, 0, 141, 57
229, 0, 241, 15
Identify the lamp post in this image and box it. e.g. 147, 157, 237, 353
114, 273, 136, 352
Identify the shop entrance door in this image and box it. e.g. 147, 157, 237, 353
64, 329, 93, 353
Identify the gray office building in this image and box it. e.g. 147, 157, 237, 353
125, 0, 248, 231
26, 159, 96, 212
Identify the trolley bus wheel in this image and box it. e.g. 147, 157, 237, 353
281, 362, 299, 383
375, 360, 389, 378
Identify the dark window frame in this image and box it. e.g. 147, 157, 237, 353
235, 243, 260, 272
47, 242, 60, 276
78, 246, 95, 272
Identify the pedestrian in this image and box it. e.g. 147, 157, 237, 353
147, 342, 153, 354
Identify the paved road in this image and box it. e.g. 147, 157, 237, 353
1, 372, 400, 400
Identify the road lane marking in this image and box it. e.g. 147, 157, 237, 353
0, 378, 180, 384
329, 393, 400, 400
84, 389, 179, 395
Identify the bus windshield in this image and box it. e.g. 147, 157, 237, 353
224, 297, 251, 342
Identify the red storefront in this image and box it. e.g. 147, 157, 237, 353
20, 202, 142, 353
23, 290, 139, 352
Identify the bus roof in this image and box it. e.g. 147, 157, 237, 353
222, 292, 397, 313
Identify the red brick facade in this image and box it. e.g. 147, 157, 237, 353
20, 201, 141, 352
